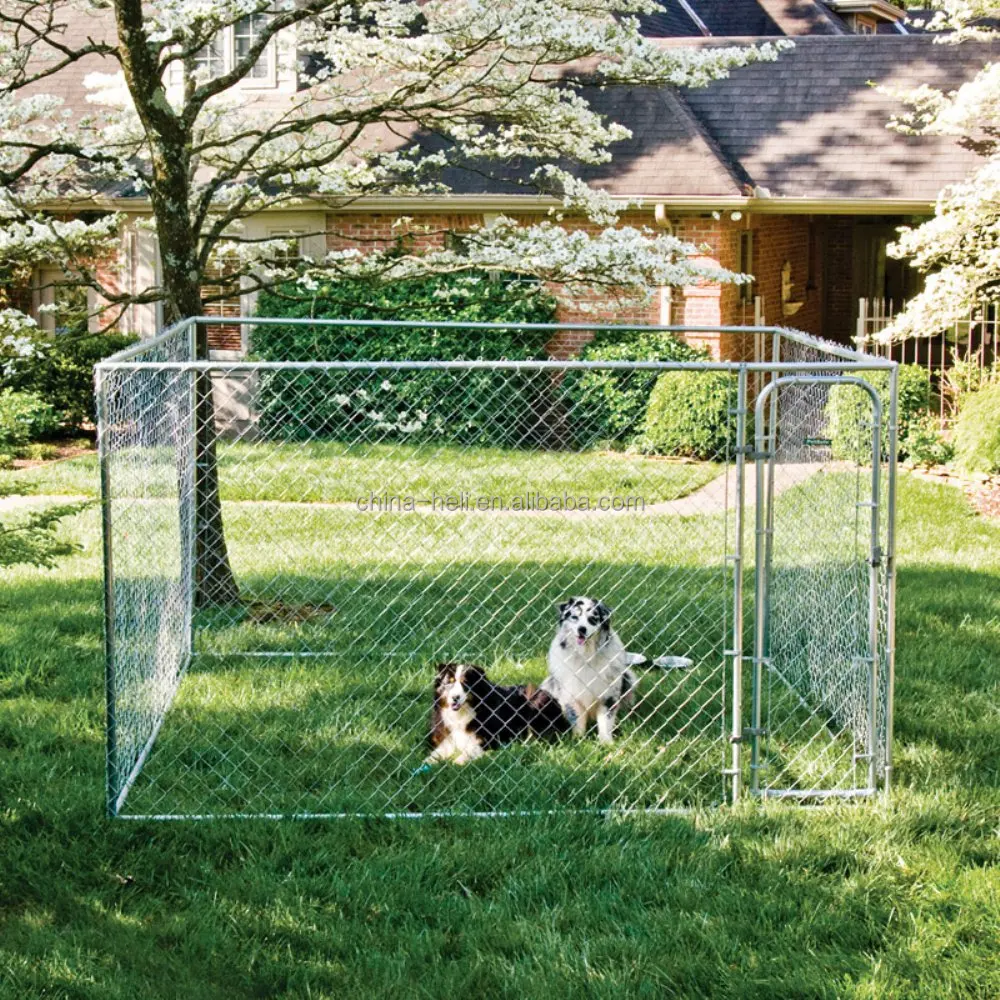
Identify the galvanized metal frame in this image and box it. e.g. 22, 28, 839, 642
97, 317, 898, 820
751, 376, 885, 800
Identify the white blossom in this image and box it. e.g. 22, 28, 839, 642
882, 3, 1000, 342
0, 0, 783, 320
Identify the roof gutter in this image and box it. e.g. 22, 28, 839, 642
34, 192, 937, 217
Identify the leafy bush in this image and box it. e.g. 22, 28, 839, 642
953, 382, 1000, 474
252, 274, 558, 445
20, 442, 61, 462
0, 389, 58, 448
826, 364, 931, 461
900, 414, 954, 468
559, 328, 707, 447
639, 370, 738, 460
2, 332, 137, 430
939, 351, 1000, 421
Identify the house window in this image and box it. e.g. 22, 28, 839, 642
187, 16, 275, 86
53, 283, 89, 335
738, 231, 755, 305
202, 252, 242, 315
268, 231, 303, 268
193, 34, 226, 78
234, 15, 271, 80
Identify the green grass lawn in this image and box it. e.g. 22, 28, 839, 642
1, 471, 999, 997
0, 439, 720, 505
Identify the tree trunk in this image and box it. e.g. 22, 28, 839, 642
113, 0, 241, 607
165, 291, 241, 609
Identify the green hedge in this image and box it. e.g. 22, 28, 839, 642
826, 364, 931, 461
639, 370, 738, 461
252, 275, 558, 445
559, 329, 706, 448
2, 332, 137, 430
954, 382, 1000, 474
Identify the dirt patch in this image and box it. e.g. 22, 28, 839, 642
10, 438, 96, 470
966, 481, 1000, 521
244, 600, 338, 624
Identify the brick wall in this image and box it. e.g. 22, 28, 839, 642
820, 217, 855, 344
740, 214, 822, 341
200, 208, 845, 356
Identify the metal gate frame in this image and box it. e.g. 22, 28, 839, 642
739, 372, 896, 802
97, 317, 898, 819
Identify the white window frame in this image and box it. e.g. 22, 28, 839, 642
180, 17, 277, 90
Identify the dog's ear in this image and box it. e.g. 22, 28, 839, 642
557, 600, 572, 620
461, 665, 487, 693
595, 601, 612, 624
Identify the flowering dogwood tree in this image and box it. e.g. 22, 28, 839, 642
1, 0, 786, 602
884, 1, 1000, 341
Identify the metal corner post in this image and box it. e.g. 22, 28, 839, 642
96, 366, 117, 818
865, 383, 884, 793
751, 391, 770, 796
728, 366, 749, 803
884, 363, 899, 794
186, 319, 198, 659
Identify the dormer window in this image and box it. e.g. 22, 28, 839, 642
189, 15, 275, 86
824, 1, 905, 33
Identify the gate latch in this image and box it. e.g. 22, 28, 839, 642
737, 445, 771, 461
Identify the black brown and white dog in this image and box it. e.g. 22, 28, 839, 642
425, 662, 569, 765
540, 597, 637, 743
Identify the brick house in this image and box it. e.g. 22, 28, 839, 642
13, 0, 999, 360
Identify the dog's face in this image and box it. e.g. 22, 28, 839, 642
556, 596, 612, 647
435, 663, 485, 712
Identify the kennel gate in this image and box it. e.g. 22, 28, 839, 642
96, 318, 897, 819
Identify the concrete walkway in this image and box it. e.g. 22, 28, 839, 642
0, 462, 832, 519
649, 461, 829, 517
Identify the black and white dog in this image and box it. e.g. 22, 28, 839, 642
425, 662, 569, 765
540, 597, 637, 743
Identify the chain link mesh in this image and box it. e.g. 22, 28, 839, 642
98, 321, 895, 818
751, 333, 893, 798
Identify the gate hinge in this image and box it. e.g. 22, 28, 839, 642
744, 727, 768, 738
869, 546, 883, 568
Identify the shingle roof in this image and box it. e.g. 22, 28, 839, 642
385, 83, 747, 198
750, 0, 845, 35
637, 3, 702, 38
18, 21, 998, 208
680, 35, 997, 200
690, 0, 784, 37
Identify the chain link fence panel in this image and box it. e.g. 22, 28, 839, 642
97, 319, 896, 818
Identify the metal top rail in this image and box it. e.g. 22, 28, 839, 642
98, 316, 895, 370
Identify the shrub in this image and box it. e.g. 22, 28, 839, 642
900, 414, 954, 468
0, 389, 58, 448
953, 382, 1000, 474
252, 274, 558, 445
2, 332, 137, 430
559, 328, 707, 447
639, 370, 738, 461
826, 364, 931, 461
20, 442, 61, 462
